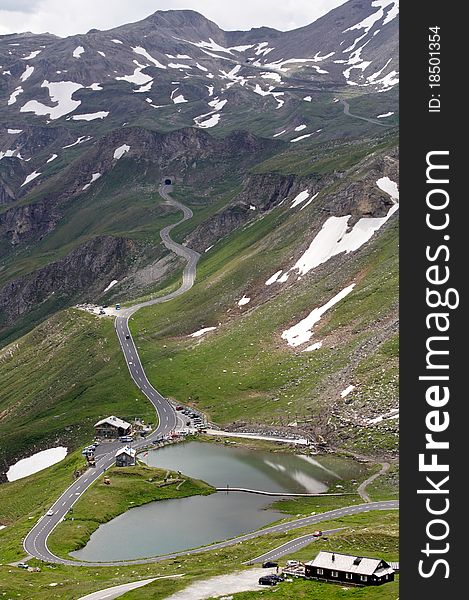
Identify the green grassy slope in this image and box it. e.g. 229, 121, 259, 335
0, 309, 153, 470
128, 145, 399, 455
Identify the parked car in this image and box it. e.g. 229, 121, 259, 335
119, 435, 133, 442
313, 530, 322, 537
262, 561, 278, 568
259, 575, 279, 586
285, 560, 299, 567
17, 563, 29, 569
176, 405, 184, 411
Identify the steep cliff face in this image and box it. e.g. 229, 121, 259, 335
0, 157, 26, 205
0, 236, 135, 327
186, 171, 301, 252
186, 148, 398, 253
0, 200, 56, 245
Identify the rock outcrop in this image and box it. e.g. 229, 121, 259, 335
0, 235, 135, 327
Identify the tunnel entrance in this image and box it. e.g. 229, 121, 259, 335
164, 178, 172, 185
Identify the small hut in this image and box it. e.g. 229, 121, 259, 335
115, 446, 136, 467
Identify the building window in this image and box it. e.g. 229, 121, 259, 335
317, 568, 323, 575
360, 575, 368, 582
331, 571, 339, 578
346, 573, 353, 580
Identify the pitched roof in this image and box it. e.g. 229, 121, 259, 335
307, 552, 392, 576
94, 415, 131, 430
115, 446, 136, 458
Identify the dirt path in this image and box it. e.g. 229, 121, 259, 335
357, 461, 390, 502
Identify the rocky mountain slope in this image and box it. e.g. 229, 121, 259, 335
1, 0, 398, 136
0, 0, 399, 464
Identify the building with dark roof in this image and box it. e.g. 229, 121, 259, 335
305, 551, 395, 586
115, 446, 136, 467
94, 415, 131, 438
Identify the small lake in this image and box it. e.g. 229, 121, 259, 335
71, 442, 364, 562
142, 441, 360, 494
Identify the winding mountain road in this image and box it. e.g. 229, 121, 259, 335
23, 184, 198, 564
23, 184, 399, 569
340, 99, 391, 127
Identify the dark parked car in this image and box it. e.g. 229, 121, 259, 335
259, 575, 282, 586
259, 576, 276, 586
262, 561, 278, 568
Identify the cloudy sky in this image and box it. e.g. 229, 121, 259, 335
0, 0, 349, 37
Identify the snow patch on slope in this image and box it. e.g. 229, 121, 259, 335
8, 86, 23, 105
72, 111, 109, 121
73, 46, 85, 59
82, 172, 102, 190
282, 284, 356, 347
7, 447, 68, 482
21, 171, 41, 187
132, 46, 166, 69
114, 144, 130, 160
190, 327, 217, 338
21, 80, 83, 119
116, 68, 152, 86
20, 65, 34, 82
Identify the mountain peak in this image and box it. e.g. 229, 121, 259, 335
144, 9, 220, 29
